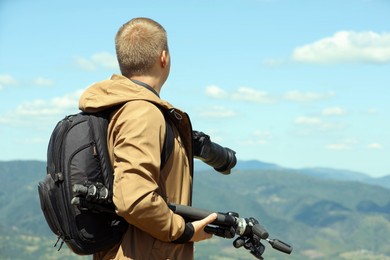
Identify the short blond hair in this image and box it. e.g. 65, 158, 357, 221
115, 18, 168, 77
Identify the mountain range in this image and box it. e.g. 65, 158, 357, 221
1, 160, 390, 260
215, 160, 390, 189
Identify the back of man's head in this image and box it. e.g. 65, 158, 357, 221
115, 18, 168, 78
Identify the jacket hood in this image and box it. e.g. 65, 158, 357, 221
79, 74, 172, 113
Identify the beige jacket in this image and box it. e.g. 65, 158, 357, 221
79, 74, 194, 259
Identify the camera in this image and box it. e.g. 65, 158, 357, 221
193, 131, 237, 174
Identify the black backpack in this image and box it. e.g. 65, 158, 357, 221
38, 104, 173, 255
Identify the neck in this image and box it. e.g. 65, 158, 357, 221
130, 74, 163, 95
130, 78, 159, 97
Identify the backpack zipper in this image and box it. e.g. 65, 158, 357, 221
54, 115, 79, 240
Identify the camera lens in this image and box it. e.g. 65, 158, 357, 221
193, 131, 237, 174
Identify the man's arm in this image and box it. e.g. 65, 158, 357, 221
111, 100, 192, 242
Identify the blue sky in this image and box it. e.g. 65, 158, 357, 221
1, 0, 389, 177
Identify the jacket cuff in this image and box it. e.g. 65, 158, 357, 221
172, 222, 194, 244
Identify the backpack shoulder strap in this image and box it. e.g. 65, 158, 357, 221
160, 107, 174, 170
128, 78, 174, 169
106, 78, 174, 170
104, 103, 174, 171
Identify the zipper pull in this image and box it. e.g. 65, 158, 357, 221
54, 236, 64, 251
57, 241, 64, 251
54, 236, 60, 247
170, 109, 183, 121
93, 144, 98, 156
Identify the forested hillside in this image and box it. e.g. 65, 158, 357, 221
1, 160, 389, 260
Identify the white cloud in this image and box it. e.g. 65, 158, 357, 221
0, 74, 17, 90
263, 58, 285, 67
75, 52, 119, 71
232, 87, 275, 103
199, 106, 236, 118
34, 77, 53, 86
76, 57, 96, 71
254, 130, 272, 145
368, 143, 382, 149
239, 130, 272, 146
322, 107, 346, 116
91, 52, 119, 69
0, 89, 83, 126
205, 85, 275, 104
326, 138, 358, 150
284, 90, 335, 102
206, 86, 335, 105
205, 85, 228, 99
366, 108, 378, 115
294, 116, 322, 126
292, 31, 390, 64
326, 143, 350, 150
294, 115, 346, 133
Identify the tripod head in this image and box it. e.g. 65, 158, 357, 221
169, 204, 292, 259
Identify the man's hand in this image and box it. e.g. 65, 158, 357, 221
190, 213, 218, 242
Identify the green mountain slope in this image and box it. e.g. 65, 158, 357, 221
1, 160, 390, 260
192, 168, 390, 259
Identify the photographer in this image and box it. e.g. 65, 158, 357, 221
79, 18, 219, 259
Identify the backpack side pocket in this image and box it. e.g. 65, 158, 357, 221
38, 174, 65, 238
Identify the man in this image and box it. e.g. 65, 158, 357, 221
79, 18, 217, 259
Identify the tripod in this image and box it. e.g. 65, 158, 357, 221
169, 203, 293, 259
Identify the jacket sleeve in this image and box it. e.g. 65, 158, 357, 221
111, 100, 192, 243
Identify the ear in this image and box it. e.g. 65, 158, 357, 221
160, 50, 169, 68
